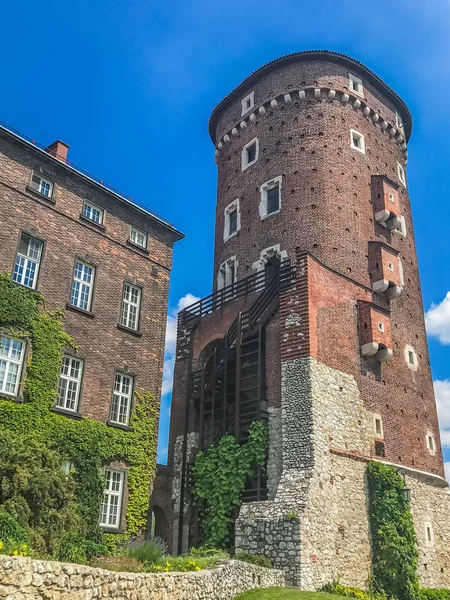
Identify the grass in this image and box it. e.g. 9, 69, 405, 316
234, 590, 347, 600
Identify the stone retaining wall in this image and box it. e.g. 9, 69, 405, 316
0, 556, 284, 600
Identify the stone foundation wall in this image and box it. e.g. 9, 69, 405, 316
0, 557, 284, 600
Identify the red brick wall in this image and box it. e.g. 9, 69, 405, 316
368, 243, 402, 289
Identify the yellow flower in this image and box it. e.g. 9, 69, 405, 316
22, 544, 27, 550
164, 567, 169, 572
12, 551, 18, 556
0, 541, 3, 550
195, 566, 201, 571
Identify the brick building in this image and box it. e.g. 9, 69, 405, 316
153, 50, 450, 587
0, 122, 183, 531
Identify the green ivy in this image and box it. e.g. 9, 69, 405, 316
0, 273, 159, 547
367, 461, 420, 600
192, 420, 268, 549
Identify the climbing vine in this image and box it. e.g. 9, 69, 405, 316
0, 273, 159, 548
367, 461, 420, 600
192, 420, 268, 549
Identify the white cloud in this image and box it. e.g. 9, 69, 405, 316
435, 380, 450, 458
425, 292, 450, 344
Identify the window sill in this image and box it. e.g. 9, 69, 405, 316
223, 230, 239, 243
0, 393, 24, 403
107, 420, 132, 431
117, 324, 142, 338
66, 304, 95, 319
26, 186, 56, 204
79, 214, 106, 231
52, 407, 83, 420
126, 239, 150, 255
261, 209, 281, 221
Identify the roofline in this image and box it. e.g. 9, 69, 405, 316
208, 50, 412, 143
0, 122, 184, 242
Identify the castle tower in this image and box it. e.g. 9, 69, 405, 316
152, 51, 450, 588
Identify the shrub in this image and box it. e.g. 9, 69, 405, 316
57, 532, 88, 564
125, 538, 165, 565
234, 552, 272, 569
189, 546, 228, 559
420, 590, 450, 600
0, 510, 28, 546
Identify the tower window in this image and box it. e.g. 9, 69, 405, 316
13, 233, 43, 290
241, 138, 259, 171
426, 431, 436, 456
377, 321, 385, 333
241, 91, 255, 116
259, 176, 282, 219
349, 73, 364, 96
404, 345, 418, 370
388, 261, 394, 271
223, 199, 241, 241
217, 257, 237, 291
398, 162, 406, 186
350, 129, 365, 154
373, 414, 384, 438
425, 523, 434, 547
29, 172, 54, 198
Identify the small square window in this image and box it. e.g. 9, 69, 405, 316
389, 192, 396, 203
378, 321, 385, 333
241, 138, 259, 171
350, 129, 365, 154
82, 202, 104, 225
241, 91, 255, 116
387, 261, 394, 271
30, 172, 54, 198
349, 73, 364, 97
397, 162, 406, 186
130, 227, 148, 249
405, 345, 418, 370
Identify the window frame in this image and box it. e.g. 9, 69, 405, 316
69, 259, 96, 312
426, 431, 436, 456
397, 162, 406, 186
82, 201, 104, 226
119, 282, 142, 332
241, 137, 259, 171
241, 91, 255, 116
0, 334, 26, 398
29, 171, 54, 199
259, 176, 282, 220
223, 199, 241, 241
12, 232, 44, 290
55, 354, 84, 413
349, 73, 364, 97
395, 111, 404, 131
373, 414, 384, 439
377, 321, 385, 333
217, 256, 238, 291
100, 468, 125, 530
129, 226, 148, 249
109, 371, 134, 427
404, 344, 418, 371
350, 129, 365, 154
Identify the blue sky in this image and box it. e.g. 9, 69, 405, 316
1, 0, 450, 469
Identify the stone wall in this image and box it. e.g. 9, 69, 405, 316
0, 557, 284, 600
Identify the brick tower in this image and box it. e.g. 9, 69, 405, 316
152, 50, 450, 588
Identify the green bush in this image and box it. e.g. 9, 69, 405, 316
190, 546, 229, 559
234, 552, 273, 569
0, 510, 28, 546
320, 580, 387, 600
420, 590, 450, 600
125, 538, 165, 565
57, 531, 106, 564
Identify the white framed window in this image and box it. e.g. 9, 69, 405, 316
0, 335, 25, 397
241, 91, 255, 116
404, 344, 418, 371
56, 355, 83, 412
395, 111, 404, 131
29, 172, 53, 198
241, 137, 259, 171
350, 129, 365, 154
259, 176, 282, 219
120, 283, 141, 331
223, 199, 241, 241
130, 227, 148, 249
397, 162, 406, 186
70, 261, 95, 311
387, 261, 394, 271
424, 522, 434, 547
349, 73, 364, 97
373, 414, 384, 438
426, 431, 436, 456
217, 256, 237, 291
110, 372, 133, 426
13, 233, 43, 290
377, 321, 385, 333
82, 201, 104, 225
389, 192, 396, 203
100, 469, 124, 529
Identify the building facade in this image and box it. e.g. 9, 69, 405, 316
0, 123, 183, 532
154, 50, 450, 587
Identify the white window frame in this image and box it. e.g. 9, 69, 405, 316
259, 176, 282, 220
389, 192, 396, 203
387, 261, 394, 272
13, 233, 43, 290
217, 256, 237, 291
110, 372, 134, 426
130, 226, 148, 249
377, 321, 385, 333
241, 91, 255, 116
395, 111, 404, 131
82, 201, 104, 225
349, 73, 364, 97
404, 344, 418, 371
29, 172, 54, 198
120, 283, 141, 331
223, 199, 241, 242
241, 137, 259, 171
56, 355, 84, 412
0, 335, 25, 397
350, 129, 365, 154
426, 431, 436, 456
397, 162, 406, 186
70, 261, 95, 311
373, 414, 384, 439
100, 469, 124, 529
424, 522, 434, 548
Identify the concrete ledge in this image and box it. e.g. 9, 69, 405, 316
0, 555, 285, 600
